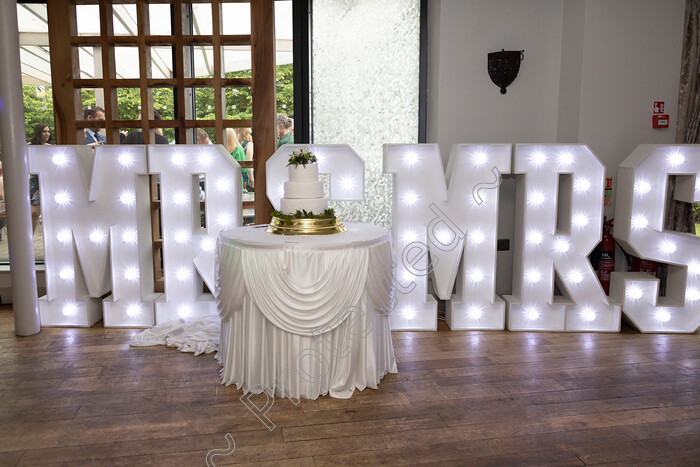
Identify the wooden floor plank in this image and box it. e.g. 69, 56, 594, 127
569, 434, 700, 465
0, 306, 698, 465
617, 418, 700, 440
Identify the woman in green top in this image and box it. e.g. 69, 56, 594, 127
236, 127, 254, 190
226, 128, 250, 190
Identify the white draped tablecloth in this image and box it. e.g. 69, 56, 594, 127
216, 222, 397, 399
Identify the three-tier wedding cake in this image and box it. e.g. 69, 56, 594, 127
280, 162, 328, 215
267, 148, 345, 235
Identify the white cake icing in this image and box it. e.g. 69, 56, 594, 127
280, 162, 328, 214
288, 163, 318, 182
284, 181, 324, 199
280, 197, 328, 214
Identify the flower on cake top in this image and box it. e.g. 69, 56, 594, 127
287, 148, 317, 167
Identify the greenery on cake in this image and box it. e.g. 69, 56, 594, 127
272, 208, 336, 223
287, 148, 317, 167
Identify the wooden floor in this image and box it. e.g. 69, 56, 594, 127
1, 306, 698, 466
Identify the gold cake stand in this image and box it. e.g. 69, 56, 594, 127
266, 216, 346, 235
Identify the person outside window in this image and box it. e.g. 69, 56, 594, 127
236, 128, 254, 190
196, 129, 212, 145
277, 114, 293, 148
122, 109, 169, 144
225, 128, 251, 191
83, 106, 106, 146
27, 122, 51, 233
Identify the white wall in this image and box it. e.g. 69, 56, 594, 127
556, 0, 586, 144
576, 0, 685, 219
427, 0, 686, 294
429, 0, 564, 159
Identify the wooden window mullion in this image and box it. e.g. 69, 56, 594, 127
98, 0, 117, 144
212, 0, 224, 144
173, 0, 187, 143
47, 1, 78, 144
137, 0, 152, 144
251, 0, 276, 223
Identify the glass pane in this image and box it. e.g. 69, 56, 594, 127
276, 64, 293, 116
191, 3, 213, 35
76, 4, 101, 36
150, 46, 174, 79
153, 87, 175, 142
117, 88, 141, 120
113, 4, 137, 36
193, 87, 215, 119
275, 1, 293, 132
17, 3, 48, 33
190, 46, 214, 79
114, 47, 140, 79
225, 87, 252, 119
275, 0, 293, 76
221, 3, 251, 35
76, 46, 102, 79
149, 4, 172, 35
19, 46, 52, 84
223, 46, 252, 78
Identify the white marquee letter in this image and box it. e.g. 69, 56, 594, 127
149, 145, 241, 323
612, 144, 700, 333
385, 144, 511, 330
28, 145, 156, 327
505, 144, 621, 331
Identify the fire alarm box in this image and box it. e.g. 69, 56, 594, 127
653, 114, 669, 129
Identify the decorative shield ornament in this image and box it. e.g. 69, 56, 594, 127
487, 49, 524, 94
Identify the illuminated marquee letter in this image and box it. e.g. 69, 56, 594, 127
28, 145, 156, 327
149, 145, 241, 323
612, 144, 700, 333
266, 144, 365, 210
505, 145, 621, 331
385, 144, 511, 330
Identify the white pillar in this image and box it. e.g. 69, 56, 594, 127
0, 0, 40, 336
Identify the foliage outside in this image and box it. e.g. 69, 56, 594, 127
22, 86, 55, 143
22, 63, 294, 144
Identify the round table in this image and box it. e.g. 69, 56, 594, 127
216, 222, 397, 400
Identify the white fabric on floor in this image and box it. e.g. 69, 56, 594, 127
130, 315, 220, 355
216, 223, 397, 399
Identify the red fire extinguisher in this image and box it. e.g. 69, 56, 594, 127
597, 218, 615, 295
630, 256, 658, 275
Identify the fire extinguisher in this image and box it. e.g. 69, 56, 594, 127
597, 218, 615, 295
630, 256, 658, 275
